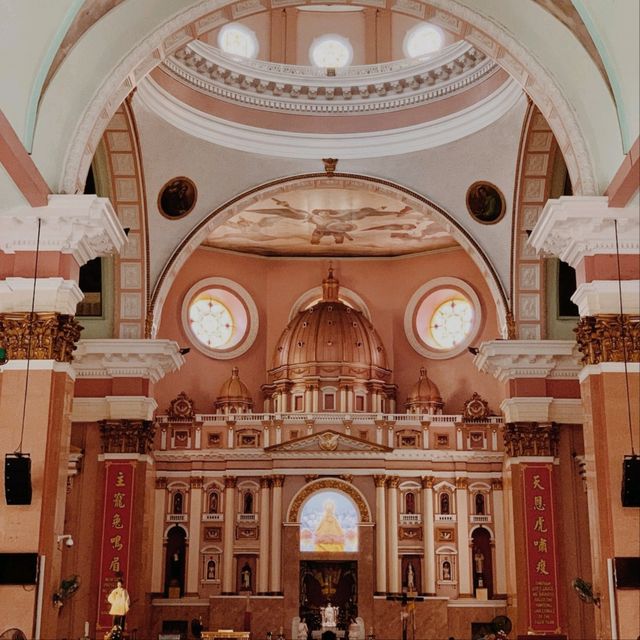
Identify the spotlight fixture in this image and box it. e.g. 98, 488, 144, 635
56, 534, 74, 549
179, 347, 191, 355
467, 346, 479, 355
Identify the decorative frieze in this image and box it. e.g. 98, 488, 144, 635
504, 422, 559, 458
0, 312, 82, 362
575, 314, 640, 364
99, 419, 155, 454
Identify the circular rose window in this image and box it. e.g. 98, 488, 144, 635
182, 278, 258, 359
404, 278, 481, 359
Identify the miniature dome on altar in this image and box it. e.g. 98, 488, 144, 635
214, 367, 253, 414
263, 268, 396, 413
405, 367, 444, 414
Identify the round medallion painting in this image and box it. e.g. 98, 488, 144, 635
158, 176, 197, 219
466, 181, 506, 224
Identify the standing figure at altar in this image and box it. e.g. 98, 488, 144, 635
321, 601, 338, 627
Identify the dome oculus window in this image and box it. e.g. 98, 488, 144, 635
182, 278, 259, 359
404, 278, 481, 359
403, 23, 444, 58
309, 35, 353, 68
218, 23, 259, 59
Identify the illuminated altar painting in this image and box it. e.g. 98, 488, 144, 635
300, 490, 359, 552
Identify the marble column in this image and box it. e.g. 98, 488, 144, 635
258, 478, 271, 593
491, 479, 507, 597
186, 477, 203, 594
222, 476, 237, 593
270, 475, 285, 593
151, 478, 167, 592
373, 475, 387, 593
455, 477, 471, 596
422, 476, 436, 595
387, 476, 400, 593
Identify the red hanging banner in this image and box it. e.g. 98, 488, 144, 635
522, 464, 561, 634
96, 461, 135, 630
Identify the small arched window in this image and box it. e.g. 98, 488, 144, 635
475, 493, 485, 515
405, 492, 416, 514
173, 492, 184, 514
243, 491, 254, 514
440, 492, 450, 515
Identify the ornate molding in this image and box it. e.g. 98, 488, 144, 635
260, 477, 272, 488
455, 477, 468, 490
0, 195, 126, 265
504, 422, 559, 457
0, 278, 83, 315
223, 476, 237, 489
271, 475, 285, 488
421, 476, 435, 489
71, 396, 158, 422
529, 196, 639, 267
373, 475, 387, 488
572, 280, 640, 317
387, 476, 400, 489
165, 40, 496, 113
0, 312, 82, 362
491, 479, 503, 491
575, 314, 640, 365
73, 339, 185, 382
99, 419, 155, 454
190, 476, 204, 489
475, 340, 581, 381
287, 477, 370, 523
167, 391, 196, 420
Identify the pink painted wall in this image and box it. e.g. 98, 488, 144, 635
154, 248, 503, 417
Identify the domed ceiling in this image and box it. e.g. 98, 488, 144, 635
203, 179, 457, 256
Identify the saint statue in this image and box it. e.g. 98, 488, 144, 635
297, 618, 309, 640
314, 500, 345, 552
321, 601, 338, 627
241, 563, 252, 590
474, 551, 485, 574
406, 562, 415, 592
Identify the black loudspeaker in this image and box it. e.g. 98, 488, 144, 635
621, 456, 640, 507
4, 454, 32, 505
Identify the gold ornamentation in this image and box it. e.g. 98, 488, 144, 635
304, 474, 319, 483
387, 476, 400, 489
272, 475, 285, 488
288, 478, 370, 522
318, 432, 340, 451
455, 477, 468, 490
167, 391, 196, 420
99, 420, 155, 454
506, 309, 517, 340
322, 158, 338, 175
339, 474, 354, 483
421, 476, 435, 489
504, 422, 559, 457
373, 475, 386, 488
0, 312, 82, 362
575, 314, 640, 364
399, 527, 422, 540
463, 392, 490, 420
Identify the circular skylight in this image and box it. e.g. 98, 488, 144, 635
404, 23, 444, 58
218, 23, 259, 59
309, 35, 353, 68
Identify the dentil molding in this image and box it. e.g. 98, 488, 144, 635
474, 340, 581, 381
0, 195, 127, 265
73, 339, 185, 382
528, 196, 640, 267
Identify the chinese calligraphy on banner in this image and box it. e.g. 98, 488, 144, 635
97, 462, 135, 629
522, 464, 561, 633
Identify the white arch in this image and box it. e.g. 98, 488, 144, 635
163, 523, 189, 540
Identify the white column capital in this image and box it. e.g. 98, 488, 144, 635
73, 339, 185, 382
474, 340, 581, 381
528, 196, 639, 267
572, 280, 640, 316
499, 397, 584, 424
71, 396, 158, 422
0, 194, 126, 265
0, 277, 83, 314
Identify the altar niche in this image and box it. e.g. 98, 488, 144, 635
299, 561, 357, 630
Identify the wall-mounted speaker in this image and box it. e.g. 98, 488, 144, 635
4, 454, 32, 505
621, 456, 640, 508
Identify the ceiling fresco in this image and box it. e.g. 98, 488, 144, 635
204, 185, 457, 257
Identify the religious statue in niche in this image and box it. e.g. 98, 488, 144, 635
406, 562, 416, 592
209, 492, 219, 514
158, 176, 197, 219
405, 492, 415, 514
320, 601, 338, 627
172, 492, 183, 514
207, 560, 216, 580
474, 550, 485, 587
466, 181, 506, 224
240, 563, 252, 591
441, 560, 452, 581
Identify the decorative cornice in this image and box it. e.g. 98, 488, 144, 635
0, 278, 84, 315
575, 314, 640, 365
99, 419, 156, 455
475, 340, 581, 381
504, 422, 559, 458
165, 40, 496, 113
528, 196, 640, 267
265, 429, 392, 453
71, 396, 158, 422
72, 339, 185, 382
572, 280, 640, 317
0, 312, 82, 362
0, 195, 127, 265
136, 74, 524, 159
500, 398, 584, 425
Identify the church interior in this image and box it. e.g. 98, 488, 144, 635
0, 1, 638, 639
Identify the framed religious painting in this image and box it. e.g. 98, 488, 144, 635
466, 181, 506, 224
